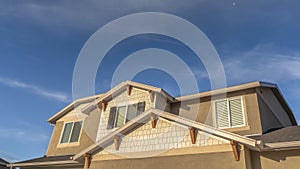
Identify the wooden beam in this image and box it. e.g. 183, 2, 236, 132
101, 100, 107, 112
127, 85, 132, 96
149, 91, 155, 103
114, 136, 120, 151
189, 127, 196, 144
150, 112, 157, 128
230, 140, 240, 161
83, 153, 91, 169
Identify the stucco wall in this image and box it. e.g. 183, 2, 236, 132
46, 107, 101, 156
171, 89, 263, 136
251, 149, 300, 169
90, 150, 247, 169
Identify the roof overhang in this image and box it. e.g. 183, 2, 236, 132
81, 81, 174, 113
176, 81, 277, 101
7, 160, 82, 168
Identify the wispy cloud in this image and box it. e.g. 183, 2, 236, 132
0, 77, 70, 102
223, 44, 300, 83
0, 128, 48, 142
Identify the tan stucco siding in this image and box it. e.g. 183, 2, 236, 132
46, 107, 101, 156
90, 150, 247, 169
251, 149, 300, 169
96, 117, 228, 157
171, 89, 263, 136
96, 88, 152, 140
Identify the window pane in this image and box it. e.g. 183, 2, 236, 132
70, 121, 82, 143
115, 106, 126, 127
229, 98, 244, 127
126, 104, 138, 122
61, 123, 73, 143
216, 100, 229, 128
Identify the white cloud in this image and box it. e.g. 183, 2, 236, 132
0, 77, 70, 102
223, 44, 300, 83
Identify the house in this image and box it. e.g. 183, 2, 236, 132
0, 158, 8, 169
8, 81, 300, 169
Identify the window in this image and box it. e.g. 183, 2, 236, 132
107, 102, 145, 129
215, 97, 245, 128
60, 121, 82, 144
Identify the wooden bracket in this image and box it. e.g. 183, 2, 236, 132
189, 127, 196, 144
114, 136, 120, 151
127, 85, 132, 96
230, 140, 240, 161
99, 100, 106, 112
149, 91, 155, 103
150, 112, 157, 128
83, 153, 91, 169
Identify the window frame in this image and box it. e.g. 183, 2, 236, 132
111, 102, 144, 129
59, 120, 83, 145
214, 97, 246, 129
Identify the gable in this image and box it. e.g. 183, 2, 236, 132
96, 88, 152, 140
95, 117, 230, 158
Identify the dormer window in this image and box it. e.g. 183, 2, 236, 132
107, 102, 145, 129
60, 121, 82, 144
215, 97, 245, 129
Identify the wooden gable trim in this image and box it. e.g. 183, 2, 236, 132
84, 153, 91, 169
230, 140, 240, 161
150, 112, 157, 128
149, 91, 155, 103
189, 127, 197, 144
127, 85, 133, 96
98, 100, 107, 112
114, 136, 121, 151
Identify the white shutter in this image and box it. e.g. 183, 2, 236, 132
215, 100, 229, 128
229, 98, 244, 127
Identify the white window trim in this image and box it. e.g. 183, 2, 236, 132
59, 120, 83, 145
214, 96, 246, 129
113, 103, 139, 128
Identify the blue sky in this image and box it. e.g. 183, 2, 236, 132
0, 0, 300, 162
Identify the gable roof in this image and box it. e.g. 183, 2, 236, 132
80, 81, 175, 113
73, 108, 259, 160
176, 81, 276, 101
0, 158, 8, 166
48, 94, 102, 124
176, 81, 297, 125
48, 81, 296, 125
48, 80, 174, 124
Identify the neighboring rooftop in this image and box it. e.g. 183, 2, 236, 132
251, 126, 300, 143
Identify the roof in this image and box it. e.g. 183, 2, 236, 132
48, 94, 102, 124
48, 80, 174, 124
0, 158, 8, 166
80, 81, 174, 113
176, 81, 277, 101
251, 126, 300, 143
248, 126, 300, 151
73, 108, 259, 160
48, 80, 297, 125
176, 81, 297, 125
8, 155, 81, 168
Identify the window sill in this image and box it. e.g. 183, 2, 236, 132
57, 142, 80, 148
223, 125, 251, 132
